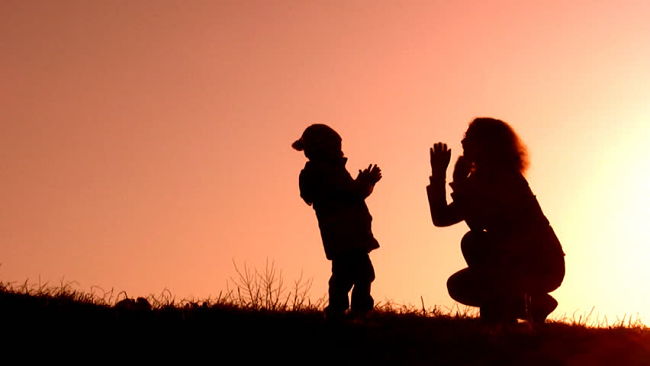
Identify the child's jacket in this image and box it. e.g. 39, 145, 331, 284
299, 157, 379, 260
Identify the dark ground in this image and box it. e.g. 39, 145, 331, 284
2, 289, 649, 365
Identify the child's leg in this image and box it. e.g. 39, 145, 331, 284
350, 253, 375, 315
325, 258, 354, 318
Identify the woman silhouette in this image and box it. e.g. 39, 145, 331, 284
427, 118, 565, 325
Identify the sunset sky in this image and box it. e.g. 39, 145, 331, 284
2, 0, 649, 324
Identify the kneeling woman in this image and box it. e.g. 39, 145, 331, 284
427, 117, 565, 325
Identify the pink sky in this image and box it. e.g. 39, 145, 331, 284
2, 0, 649, 324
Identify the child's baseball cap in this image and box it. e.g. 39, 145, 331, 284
292, 124, 342, 159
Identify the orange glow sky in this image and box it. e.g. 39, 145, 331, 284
2, 1, 649, 324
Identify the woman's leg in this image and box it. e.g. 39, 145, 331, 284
524, 238, 566, 323
461, 231, 489, 267
527, 293, 558, 324
447, 268, 482, 307
448, 267, 524, 323
455, 231, 527, 323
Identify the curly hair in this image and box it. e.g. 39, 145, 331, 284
464, 117, 529, 173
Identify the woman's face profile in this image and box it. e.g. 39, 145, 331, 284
461, 132, 478, 162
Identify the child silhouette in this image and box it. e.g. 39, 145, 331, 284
293, 124, 382, 320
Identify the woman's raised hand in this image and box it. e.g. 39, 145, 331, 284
430, 142, 451, 179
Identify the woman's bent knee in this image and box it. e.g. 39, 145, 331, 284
447, 269, 481, 306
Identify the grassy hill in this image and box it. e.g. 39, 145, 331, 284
1, 280, 649, 365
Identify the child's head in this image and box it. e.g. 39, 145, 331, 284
292, 124, 343, 160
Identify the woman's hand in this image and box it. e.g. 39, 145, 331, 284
452, 155, 472, 183
430, 142, 451, 179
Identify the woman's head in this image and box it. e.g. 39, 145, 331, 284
292, 124, 343, 160
462, 117, 528, 173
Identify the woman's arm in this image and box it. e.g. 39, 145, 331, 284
427, 175, 463, 226
428, 143, 463, 226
